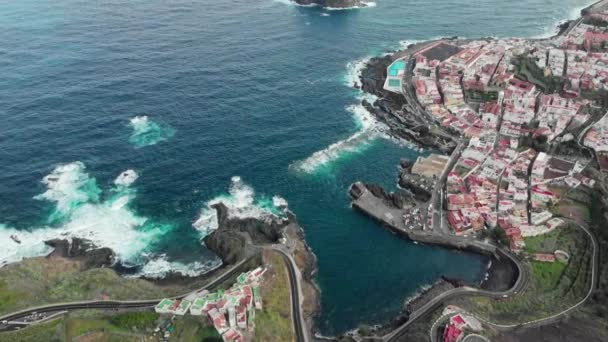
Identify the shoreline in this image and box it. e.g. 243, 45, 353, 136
335, 1, 608, 337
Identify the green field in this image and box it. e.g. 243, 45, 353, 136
0, 318, 62, 342
0, 311, 183, 342
168, 315, 222, 342
458, 225, 591, 323
524, 224, 579, 254
0, 257, 183, 316
253, 250, 294, 342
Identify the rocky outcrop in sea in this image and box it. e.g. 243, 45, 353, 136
45, 238, 115, 269
203, 203, 289, 265
294, 0, 367, 9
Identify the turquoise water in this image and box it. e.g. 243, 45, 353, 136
388, 60, 406, 76
0, 0, 591, 334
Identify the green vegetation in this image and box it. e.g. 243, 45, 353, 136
0, 318, 62, 342
550, 187, 592, 226
580, 88, 608, 108
458, 224, 591, 323
64, 318, 118, 338
109, 311, 159, 331
531, 261, 567, 290
169, 315, 221, 342
488, 227, 509, 247
512, 55, 563, 93
465, 89, 499, 103
0, 257, 182, 316
254, 251, 294, 342
584, 189, 608, 319
0, 311, 164, 342
524, 224, 579, 254
0, 280, 21, 314
520, 134, 549, 152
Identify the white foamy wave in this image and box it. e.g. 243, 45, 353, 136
1, 163, 172, 266
0, 224, 56, 266
273, 0, 374, 9
289, 104, 382, 174
34, 161, 101, 219
273, 0, 317, 7
193, 177, 288, 237
533, 5, 589, 39
344, 56, 372, 88
326, 1, 376, 10
272, 195, 288, 209
114, 169, 139, 187
399, 39, 424, 50
133, 254, 222, 279
320, 12, 330, 16
128, 115, 175, 148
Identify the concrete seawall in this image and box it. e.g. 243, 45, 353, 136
350, 182, 498, 257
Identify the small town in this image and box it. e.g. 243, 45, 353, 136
154, 267, 266, 342
3, 1, 608, 342
381, 9, 607, 252
356, 2, 608, 341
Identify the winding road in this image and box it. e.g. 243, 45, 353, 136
0, 241, 311, 342
384, 220, 597, 342
0, 255, 252, 330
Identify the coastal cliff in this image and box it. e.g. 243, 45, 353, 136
293, 0, 367, 9
203, 203, 321, 335
45, 238, 115, 269
203, 203, 289, 264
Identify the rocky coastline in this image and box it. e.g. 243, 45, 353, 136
202, 203, 321, 337
338, 40, 524, 337
359, 55, 457, 154
45, 237, 115, 270
293, 0, 368, 9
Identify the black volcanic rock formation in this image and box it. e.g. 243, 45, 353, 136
45, 238, 115, 269
203, 203, 289, 264
294, 0, 366, 9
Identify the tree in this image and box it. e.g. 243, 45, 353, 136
490, 227, 510, 246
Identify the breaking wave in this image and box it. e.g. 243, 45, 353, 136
533, 4, 589, 39
273, 0, 376, 10
128, 115, 175, 148
0, 162, 217, 278
344, 56, 372, 88
290, 56, 385, 175
289, 104, 382, 174
326, 1, 376, 10
133, 254, 222, 279
193, 176, 288, 237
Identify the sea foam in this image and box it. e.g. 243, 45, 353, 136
133, 254, 222, 279
129, 115, 175, 148
193, 176, 288, 237
0, 162, 216, 278
290, 57, 383, 175
289, 104, 381, 174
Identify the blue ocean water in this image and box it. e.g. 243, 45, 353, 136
0, 0, 591, 334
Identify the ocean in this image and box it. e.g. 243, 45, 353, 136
0, 0, 591, 334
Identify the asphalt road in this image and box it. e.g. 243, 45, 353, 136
274, 247, 308, 342
385, 220, 597, 342
384, 248, 527, 342
0, 242, 310, 342
0, 255, 252, 331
